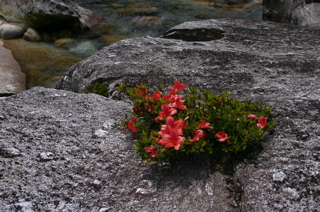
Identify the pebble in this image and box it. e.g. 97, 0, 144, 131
273, 171, 286, 182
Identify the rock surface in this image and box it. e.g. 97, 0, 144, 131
55, 18, 320, 210
0, 87, 235, 211
0, 0, 103, 36
0, 40, 25, 95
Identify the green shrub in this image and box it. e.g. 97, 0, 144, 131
85, 82, 109, 97
120, 81, 274, 163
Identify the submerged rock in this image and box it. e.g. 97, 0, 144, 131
23, 28, 43, 42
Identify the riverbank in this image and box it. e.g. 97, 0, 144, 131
0, 39, 25, 96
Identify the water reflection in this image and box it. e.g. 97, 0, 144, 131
4, 0, 262, 89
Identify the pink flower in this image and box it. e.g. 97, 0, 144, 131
169, 95, 187, 110
246, 114, 257, 119
127, 117, 138, 132
257, 117, 268, 129
170, 81, 187, 94
196, 120, 214, 129
189, 130, 204, 142
155, 103, 177, 121
145, 145, 159, 158
159, 129, 185, 150
215, 131, 229, 142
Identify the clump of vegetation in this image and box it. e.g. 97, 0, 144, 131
85, 82, 109, 97
119, 81, 274, 164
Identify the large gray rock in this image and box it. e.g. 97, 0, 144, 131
0, 40, 25, 95
55, 19, 320, 210
0, 87, 235, 211
0, 0, 103, 34
263, 0, 320, 27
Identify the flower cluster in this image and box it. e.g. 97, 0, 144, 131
120, 81, 274, 162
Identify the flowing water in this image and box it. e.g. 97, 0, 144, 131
3, 0, 263, 89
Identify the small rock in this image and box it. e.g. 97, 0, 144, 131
54, 38, 75, 48
131, 16, 165, 25
94, 129, 108, 138
39, 152, 54, 161
0, 147, 21, 158
99, 207, 112, 212
23, 28, 43, 42
283, 187, 300, 200
15, 200, 34, 212
93, 179, 102, 185
273, 171, 286, 182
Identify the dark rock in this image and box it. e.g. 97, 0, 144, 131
291, 3, 320, 27
0, 0, 103, 35
0, 146, 21, 158
163, 19, 225, 41
0, 87, 235, 211
263, 0, 320, 27
55, 19, 320, 210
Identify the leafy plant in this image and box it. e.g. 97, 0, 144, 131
85, 82, 109, 97
119, 81, 274, 163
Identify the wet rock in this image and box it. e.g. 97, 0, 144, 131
131, 15, 165, 26
0, 40, 26, 95
54, 38, 75, 48
0, 23, 27, 39
23, 28, 43, 42
118, 4, 160, 16
0, 0, 103, 36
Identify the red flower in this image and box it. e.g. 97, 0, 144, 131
246, 114, 257, 119
159, 128, 185, 150
189, 130, 204, 142
257, 117, 268, 129
150, 91, 161, 101
135, 88, 149, 98
169, 95, 187, 110
145, 145, 159, 158
170, 81, 187, 94
215, 131, 229, 142
196, 120, 214, 129
155, 104, 177, 121
159, 116, 185, 137
127, 117, 138, 132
